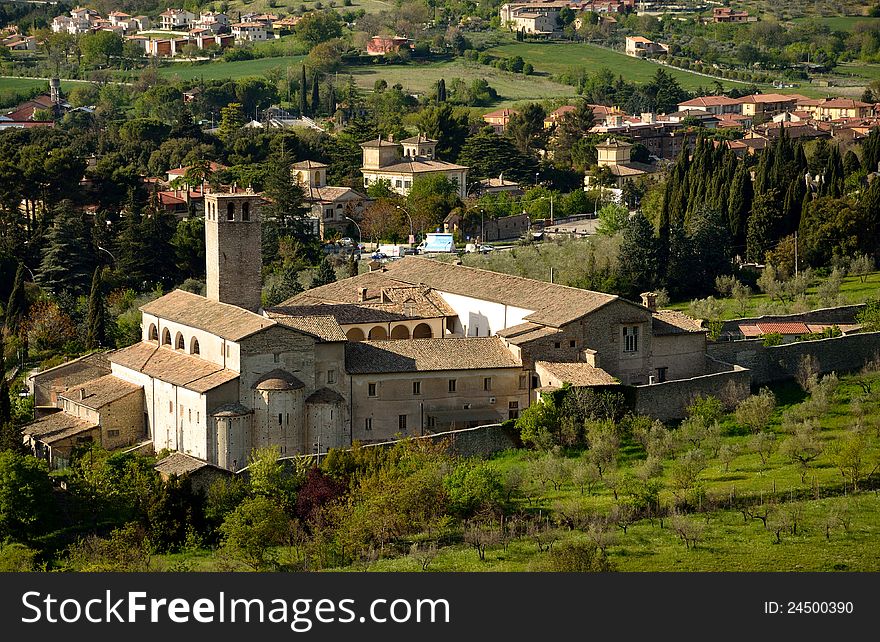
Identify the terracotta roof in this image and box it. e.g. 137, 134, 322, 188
110, 342, 239, 392
303, 185, 366, 203
536, 361, 618, 386
651, 310, 705, 335
58, 374, 142, 409
739, 93, 797, 104
482, 108, 518, 119
820, 98, 871, 109
23, 411, 97, 444
306, 387, 345, 404
756, 322, 810, 335
155, 452, 219, 476
737, 324, 762, 337
141, 290, 274, 341
264, 312, 348, 341
345, 337, 521, 374
382, 257, 621, 327
292, 160, 328, 169
252, 369, 305, 391
678, 96, 740, 107
366, 158, 469, 173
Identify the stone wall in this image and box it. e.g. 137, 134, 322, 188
708, 331, 880, 385
631, 358, 751, 421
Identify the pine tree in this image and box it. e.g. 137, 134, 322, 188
116, 193, 149, 290
4, 263, 27, 336
85, 267, 106, 350
311, 71, 320, 115
263, 154, 308, 240
38, 201, 97, 297
347, 253, 359, 279
141, 208, 179, 289
310, 256, 337, 289
299, 65, 308, 116
619, 211, 659, 298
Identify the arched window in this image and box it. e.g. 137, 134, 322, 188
242, 201, 250, 221
149, 324, 158, 341
190, 337, 200, 355
346, 327, 365, 342
368, 326, 387, 340
314, 171, 321, 186
226, 202, 234, 221
175, 332, 185, 350
162, 328, 171, 346
390, 325, 410, 339
413, 323, 433, 339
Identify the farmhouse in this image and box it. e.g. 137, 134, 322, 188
292, 160, 370, 239
625, 36, 668, 58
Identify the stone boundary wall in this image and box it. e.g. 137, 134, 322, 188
632, 359, 751, 421
719, 304, 865, 334
708, 331, 880, 385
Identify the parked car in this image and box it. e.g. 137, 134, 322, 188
370, 251, 387, 260
339, 237, 354, 246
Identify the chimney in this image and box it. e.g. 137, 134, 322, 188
358, 287, 368, 302
78, 388, 86, 401
641, 292, 658, 311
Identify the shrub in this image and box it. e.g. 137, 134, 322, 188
547, 540, 613, 571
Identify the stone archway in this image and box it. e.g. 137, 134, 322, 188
390, 325, 410, 339
346, 327, 366, 342
368, 326, 387, 340
413, 323, 433, 339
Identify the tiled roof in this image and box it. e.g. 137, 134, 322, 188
360, 138, 400, 148
367, 158, 469, 173
110, 342, 239, 393
345, 337, 521, 374
652, 310, 705, 335
32, 352, 112, 395
292, 159, 328, 169
756, 322, 810, 335
209, 402, 252, 417
496, 321, 561, 345
252, 369, 305, 391
280, 279, 456, 317
141, 290, 275, 341
155, 452, 216, 476
400, 134, 437, 144
58, 374, 142, 409
303, 185, 365, 203
23, 411, 97, 444
678, 96, 740, 107
264, 312, 348, 341
536, 361, 618, 386
382, 258, 621, 327
306, 387, 345, 404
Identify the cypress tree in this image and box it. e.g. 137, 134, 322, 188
618, 211, 659, 298
746, 189, 782, 263
116, 197, 149, 290
299, 65, 308, 116
794, 140, 808, 174
0, 332, 10, 428
311, 71, 320, 115
85, 267, 106, 350
781, 175, 806, 238
728, 162, 753, 253
657, 181, 672, 279
823, 145, 844, 198
4, 263, 27, 336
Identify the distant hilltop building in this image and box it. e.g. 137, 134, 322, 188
625, 36, 669, 58
366, 36, 413, 56
712, 7, 755, 23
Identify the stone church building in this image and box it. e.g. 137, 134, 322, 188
25, 185, 716, 471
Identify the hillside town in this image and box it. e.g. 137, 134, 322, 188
1, 0, 880, 575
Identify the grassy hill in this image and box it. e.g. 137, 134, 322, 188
157, 54, 307, 82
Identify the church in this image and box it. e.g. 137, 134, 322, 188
25, 183, 713, 472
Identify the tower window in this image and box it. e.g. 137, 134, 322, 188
226, 202, 234, 221
368, 383, 377, 397
484, 377, 492, 391
242, 201, 250, 221
398, 414, 407, 430
365, 417, 372, 431
327, 369, 336, 384
448, 379, 456, 393
413, 381, 421, 395
623, 326, 640, 353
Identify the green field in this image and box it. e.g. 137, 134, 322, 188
668, 271, 880, 321
350, 59, 577, 104
789, 15, 880, 32
158, 54, 307, 82
485, 41, 746, 92
835, 62, 880, 82
0, 77, 88, 107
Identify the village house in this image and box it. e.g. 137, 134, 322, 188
712, 7, 754, 23
291, 160, 370, 239
585, 137, 657, 187
360, 135, 469, 199
3, 34, 36, 51
482, 108, 518, 133
677, 95, 742, 117
231, 22, 270, 42
625, 36, 668, 58
160, 9, 195, 30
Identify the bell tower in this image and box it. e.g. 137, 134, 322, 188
204, 190, 263, 312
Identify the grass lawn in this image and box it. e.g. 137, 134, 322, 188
667, 271, 880, 320
158, 54, 307, 82
789, 16, 880, 32
0, 77, 88, 106
485, 41, 748, 92
834, 62, 880, 82
349, 59, 577, 104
